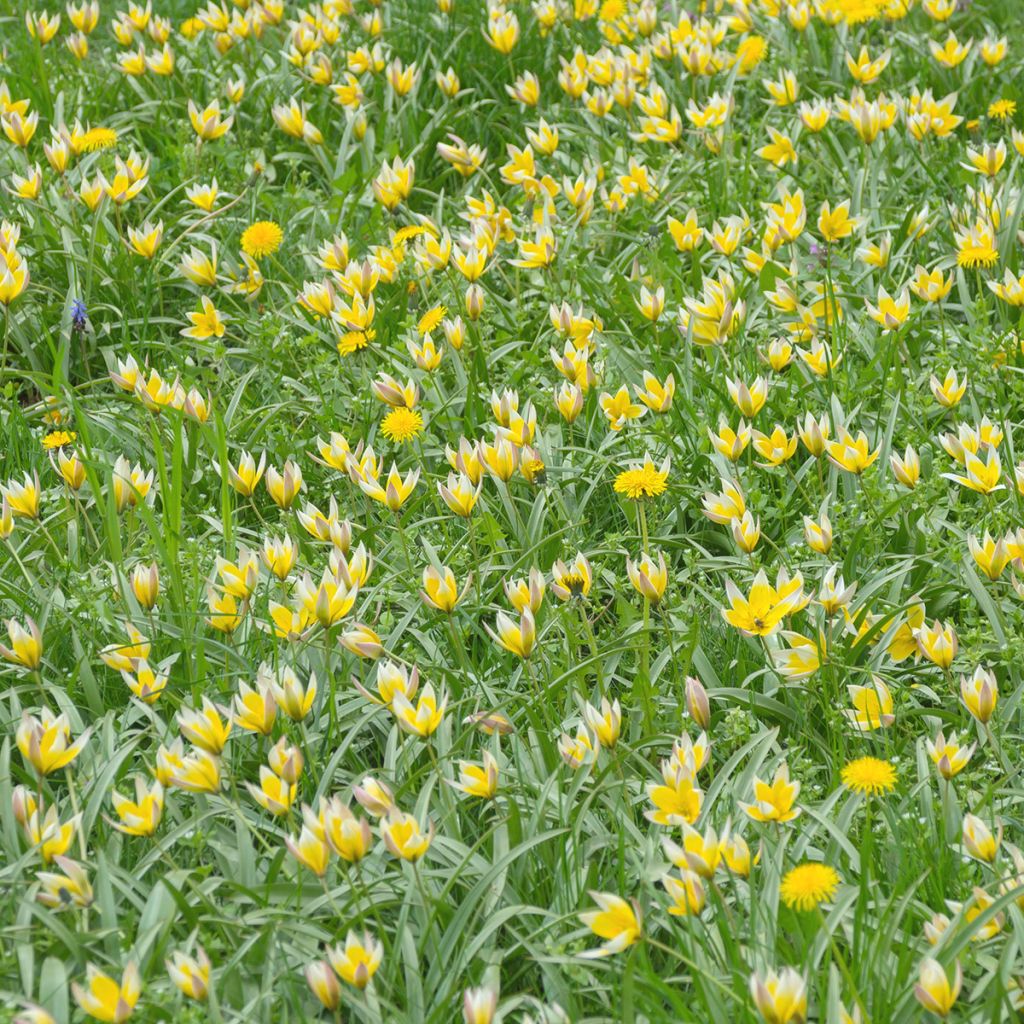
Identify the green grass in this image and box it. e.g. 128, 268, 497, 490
2, 0, 1024, 1022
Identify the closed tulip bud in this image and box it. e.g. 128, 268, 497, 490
890, 445, 920, 488
183, 388, 212, 423
421, 564, 469, 612
917, 619, 957, 669
233, 679, 277, 735
727, 376, 768, 418
797, 412, 829, 457
330, 518, 352, 553
178, 698, 231, 754
505, 568, 545, 612
749, 968, 807, 1024
662, 868, 706, 916
765, 337, 793, 371
967, 532, 1009, 580
961, 813, 1000, 863
305, 960, 340, 1010
320, 797, 373, 861
262, 535, 297, 580
626, 551, 668, 603
353, 776, 394, 817
269, 737, 304, 784
55, 449, 87, 491
685, 676, 711, 730
465, 283, 485, 320
443, 316, 465, 350
340, 622, 383, 659
265, 460, 303, 509
130, 562, 160, 609
960, 665, 998, 723
166, 949, 210, 1001
803, 513, 832, 554
2, 616, 43, 670
554, 380, 584, 423
463, 985, 498, 1024
924, 912, 951, 945
0, 497, 13, 539
582, 698, 621, 748
721, 831, 752, 877
286, 825, 330, 876
112, 456, 154, 511
914, 958, 961, 1018
12, 784, 37, 827
3, 470, 41, 519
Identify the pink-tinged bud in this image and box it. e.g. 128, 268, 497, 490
463, 985, 498, 1024
685, 676, 711, 730
12, 784, 37, 827
305, 960, 340, 1010
465, 283, 485, 320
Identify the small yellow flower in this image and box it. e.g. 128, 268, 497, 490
380, 406, 423, 443
72, 962, 141, 1023
17, 709, 89, 775
780, 862, 840, 911
614, 453, 669, 499
453, 751, 499, 799
579, 892, 641, 957
240, 220, 282, 259
841, 756, 896, 795
327, 932, 383, 989
741, 763, 801, 823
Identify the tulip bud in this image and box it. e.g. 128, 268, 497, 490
270, 738, 304, 784
463, 985, 498, 1024
465, 283, 485, 320
305, 960, 340, 1010
960, 665, 998, 723
130, 562, 160, 610
685, 675, 710, 730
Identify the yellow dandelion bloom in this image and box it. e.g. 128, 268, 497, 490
417, 304, 446, 335
841, 756, 896, 795
42, 430, 76, 449
779, 863, 840, 911
614, 455, 669, 500
79, 127, 118, 152
380, 407, 423, 443
240, 220, 283, 259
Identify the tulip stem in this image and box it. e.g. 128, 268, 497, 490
983, 722, 1014, 779
578, 602, 605, 698
394, 511, 415, 578
323, 628, 336, 740
1, 306, 9, 377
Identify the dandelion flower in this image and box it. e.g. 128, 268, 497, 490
417, 305, 446, 335
380, 407, 423, 443
78, 126, 118, 152
614, 454, 669, 499
841, 756, 896, 795
42, 430, 76, 449
988, 99, 1016, 120
780, 863, 840, 911
240, 220, 283, 259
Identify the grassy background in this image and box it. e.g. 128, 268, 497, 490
2, 0, 1024, 1021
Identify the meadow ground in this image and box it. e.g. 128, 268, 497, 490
1, 0, 1024, 1022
